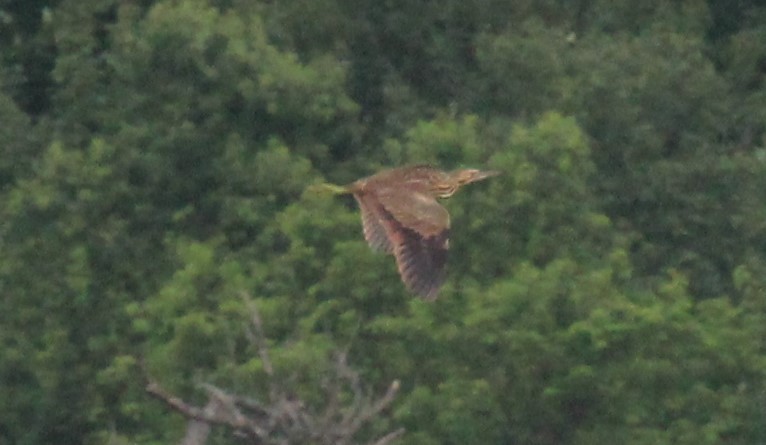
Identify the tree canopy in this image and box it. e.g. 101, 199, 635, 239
2, 0, 766, 444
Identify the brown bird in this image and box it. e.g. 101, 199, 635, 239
312, 165, 499, 300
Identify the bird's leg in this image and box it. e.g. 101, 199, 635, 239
306, 183, 351, 196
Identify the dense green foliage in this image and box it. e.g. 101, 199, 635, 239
2, 0, 766, 443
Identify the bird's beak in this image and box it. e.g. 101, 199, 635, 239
472, 170, 501, 182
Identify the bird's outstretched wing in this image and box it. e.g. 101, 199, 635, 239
365, 188, 451, 300
390, 223, 448, 300
354, 194, 394, 254
376, 188, 450, 238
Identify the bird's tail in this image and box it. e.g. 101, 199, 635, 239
305, 182, 351, 196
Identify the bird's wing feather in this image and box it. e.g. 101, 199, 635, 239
354, 194, 394, 253
390, 224, 448, 300
375, 188, 450, 236
368, 188, 450, 299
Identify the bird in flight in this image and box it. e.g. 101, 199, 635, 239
312, 165, 499, 300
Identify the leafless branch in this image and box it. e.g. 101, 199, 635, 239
144, 375, 267, 443
366, 428, 406, 445
144, 294, 403, 445
179, 397, 221, 445
241, 291, 275, 377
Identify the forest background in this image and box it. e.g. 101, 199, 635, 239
2, 0, 766, 444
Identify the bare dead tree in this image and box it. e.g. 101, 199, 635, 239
143, 293, 404, 445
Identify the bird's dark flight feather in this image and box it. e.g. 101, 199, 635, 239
351, 190, 450, 299
362, 195, 448, 299
354, 194, 394, 253
393, 225, 448, 300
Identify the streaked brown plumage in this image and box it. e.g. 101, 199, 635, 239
315, 165, 499, 300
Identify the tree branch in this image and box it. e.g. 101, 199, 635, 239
240, 291, 274, 377
143, 295, 404, 445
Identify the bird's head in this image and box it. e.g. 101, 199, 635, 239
433, 168, 500, 198
453, 168, 501, 186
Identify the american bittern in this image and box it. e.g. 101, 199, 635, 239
312, 165, 499, 300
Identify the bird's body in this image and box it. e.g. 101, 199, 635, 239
314, 165, 499, 300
